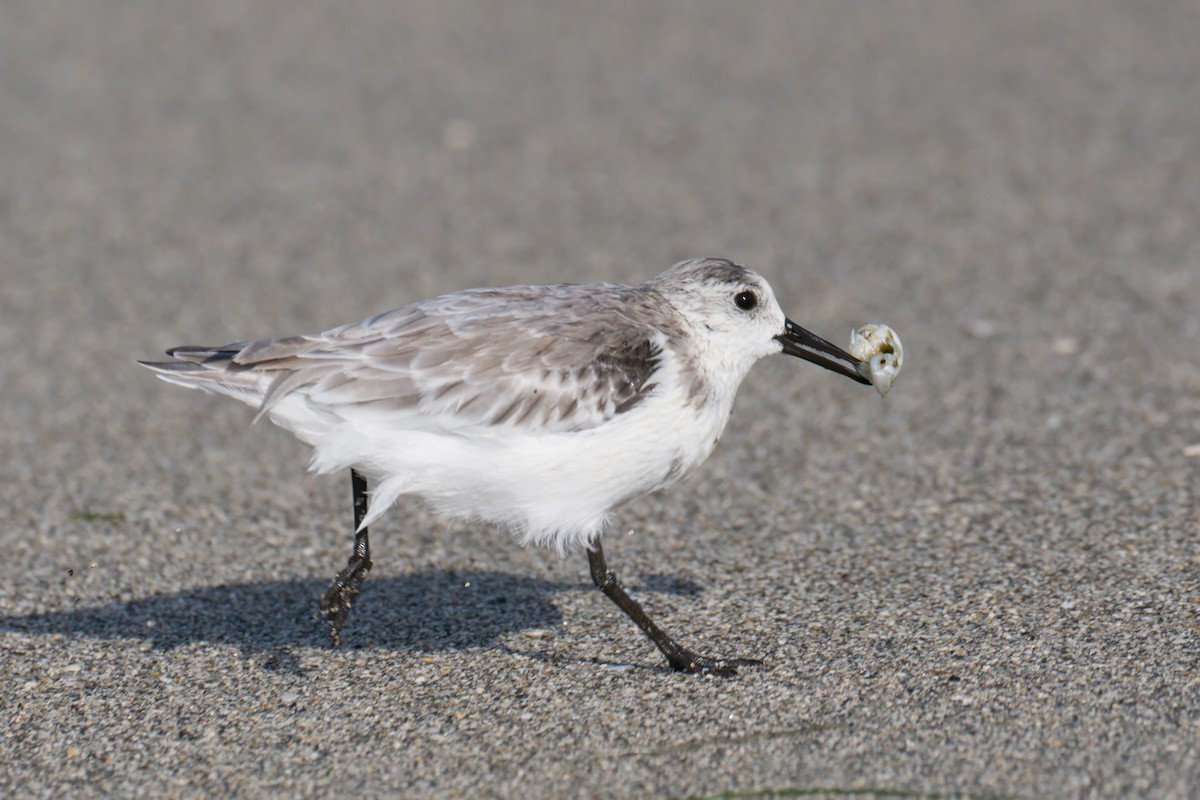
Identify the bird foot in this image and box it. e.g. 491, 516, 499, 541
668, 650, 763, 677
317, 555, 373, 646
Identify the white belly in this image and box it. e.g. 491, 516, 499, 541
296, 387, 733, 554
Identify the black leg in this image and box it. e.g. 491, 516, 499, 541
587, 540, 761, 676
318, 469, 373, 646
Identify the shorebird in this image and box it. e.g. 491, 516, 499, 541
141, 258, 889, 675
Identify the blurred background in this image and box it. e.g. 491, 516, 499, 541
2, 2, 1198, 797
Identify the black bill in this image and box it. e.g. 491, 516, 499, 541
775, 318, 871, 385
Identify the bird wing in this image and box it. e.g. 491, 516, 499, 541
152, 283, 670, 434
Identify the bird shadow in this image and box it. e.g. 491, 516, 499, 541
0, 568, 704, 673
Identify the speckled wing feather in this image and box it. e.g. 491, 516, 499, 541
149, 283, 672, 433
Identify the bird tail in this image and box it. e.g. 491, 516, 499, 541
138, 344, 265, 407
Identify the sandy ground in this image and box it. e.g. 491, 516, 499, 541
2, 2, 1198, 797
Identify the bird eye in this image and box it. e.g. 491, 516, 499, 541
734, 290, 758, 311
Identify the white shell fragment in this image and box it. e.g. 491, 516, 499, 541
849, 324, 903, 397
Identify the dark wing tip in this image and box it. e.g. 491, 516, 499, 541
166, 345, 237, 360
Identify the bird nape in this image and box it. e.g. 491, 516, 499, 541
140, 257, 886, 676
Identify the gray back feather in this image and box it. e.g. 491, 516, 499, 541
158, 283, 689, 432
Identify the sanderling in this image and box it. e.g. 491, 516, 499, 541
141, 257, 889, 675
